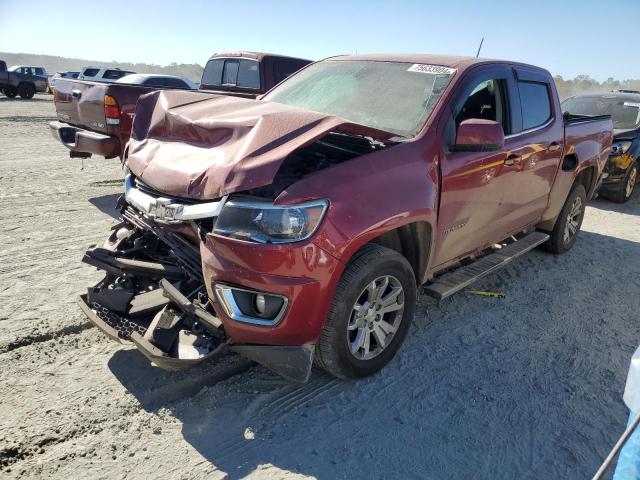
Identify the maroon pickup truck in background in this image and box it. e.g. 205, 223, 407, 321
48, 51, 311, 159
78, 54, 613, 382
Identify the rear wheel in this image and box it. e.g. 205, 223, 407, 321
3, 87, 17, 98
18, 83, 35, 99
315, 244, 416, 379
546, 183, 587, 254
608, 163, 638, 204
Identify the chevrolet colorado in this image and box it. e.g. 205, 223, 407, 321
79, 54, 613, 382
49, 52, 311, 159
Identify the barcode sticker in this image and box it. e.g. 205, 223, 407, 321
407, 64, 456, 75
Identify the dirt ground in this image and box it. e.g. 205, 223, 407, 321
0, 95, 639, 480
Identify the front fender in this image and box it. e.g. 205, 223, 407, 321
277, 140, 438, 269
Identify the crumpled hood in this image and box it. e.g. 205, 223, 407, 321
126, 90, 392, 199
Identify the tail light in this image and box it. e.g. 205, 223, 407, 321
104, 95, 120, 125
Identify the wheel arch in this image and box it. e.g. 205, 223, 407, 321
361, 221, 433, 285
574, 164, 597, 199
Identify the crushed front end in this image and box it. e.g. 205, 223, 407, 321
79, 175, 318, 382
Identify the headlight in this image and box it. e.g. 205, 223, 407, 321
213, 198, 328, 243
611, 141, 632, 156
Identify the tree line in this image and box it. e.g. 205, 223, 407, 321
554, 75, 640, 100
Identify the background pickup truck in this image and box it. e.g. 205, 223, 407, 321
78, 54, 613, 382
49, 51, 311, 159
0, 60, 48, 99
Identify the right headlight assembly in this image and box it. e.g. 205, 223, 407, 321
611, 141, 632, 156
213, 198, 329, 244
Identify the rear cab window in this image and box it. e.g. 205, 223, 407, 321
103, 70, 129, 80
201, 58, 260, 90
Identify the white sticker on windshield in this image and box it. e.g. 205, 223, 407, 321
408, 64, 456, 75
624, 102, 640, 108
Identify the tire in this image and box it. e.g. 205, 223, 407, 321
17, 83, 35, 99
3, 87, 17, 98
315, 244, 417, 379
608, 163, 638, 204
545, 183, 587, 254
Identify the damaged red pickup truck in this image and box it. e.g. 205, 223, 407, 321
80, 54, 613, 382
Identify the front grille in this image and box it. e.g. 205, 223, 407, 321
133, 176, 201, 205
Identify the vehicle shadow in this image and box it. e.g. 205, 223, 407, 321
107, 229, 640, 480
0, 97, 52, 103
88, 193, 121, 219
589, 191, 640, 216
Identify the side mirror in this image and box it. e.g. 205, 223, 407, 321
453, 119, 504, 152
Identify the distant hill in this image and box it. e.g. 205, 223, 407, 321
3, 51, 640, 100
0, 52, 204, 82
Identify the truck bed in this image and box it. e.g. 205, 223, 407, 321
51, 78, 202, 158
538, 113, 613, 229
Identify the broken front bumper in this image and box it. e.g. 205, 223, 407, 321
79, 211, 314, 382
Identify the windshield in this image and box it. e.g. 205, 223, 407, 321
562, 96, 640, 130
263, 60, 455, 138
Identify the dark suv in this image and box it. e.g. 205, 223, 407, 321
563, 92, 640, 203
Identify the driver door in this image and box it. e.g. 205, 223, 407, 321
432, 67, 517, 268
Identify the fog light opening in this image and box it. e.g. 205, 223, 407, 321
214, 284, 288, 326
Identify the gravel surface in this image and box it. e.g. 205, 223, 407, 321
1, 96, 639, 479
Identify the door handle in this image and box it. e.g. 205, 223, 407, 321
548, 142, 561, 153
71, 89, 81, 98
504, 154, 521, 166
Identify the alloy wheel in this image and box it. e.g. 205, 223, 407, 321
626, 166, 637, 199
347, 275, 405, 360
563, 196, 583, 244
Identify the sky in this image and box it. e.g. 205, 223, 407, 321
1, 0, 638, 81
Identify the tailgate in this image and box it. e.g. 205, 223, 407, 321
53, 78, 110, 134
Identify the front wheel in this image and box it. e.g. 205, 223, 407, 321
546, 183, 587, 254
314, 244, 416, 379
609, 163, 638, 204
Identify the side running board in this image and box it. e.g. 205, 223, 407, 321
424, 231, 550, 301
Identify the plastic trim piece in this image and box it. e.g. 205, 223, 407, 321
124, 174, 228, 222
214, 283, 289, 327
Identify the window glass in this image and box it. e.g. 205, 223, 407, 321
237, 60, 260, 89
35, 68, 44, 75
562, 96, 640, 130
265, 60, 455, 138
222, 60, 239, 85
103, 70, 128, 80
202, 59, 224, 85
519, 81, 551, 130
274, 61, 301, 84
456, 79, 507, 132
82, 68, 99, 77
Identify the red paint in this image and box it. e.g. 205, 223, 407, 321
128, 55, 613, 347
